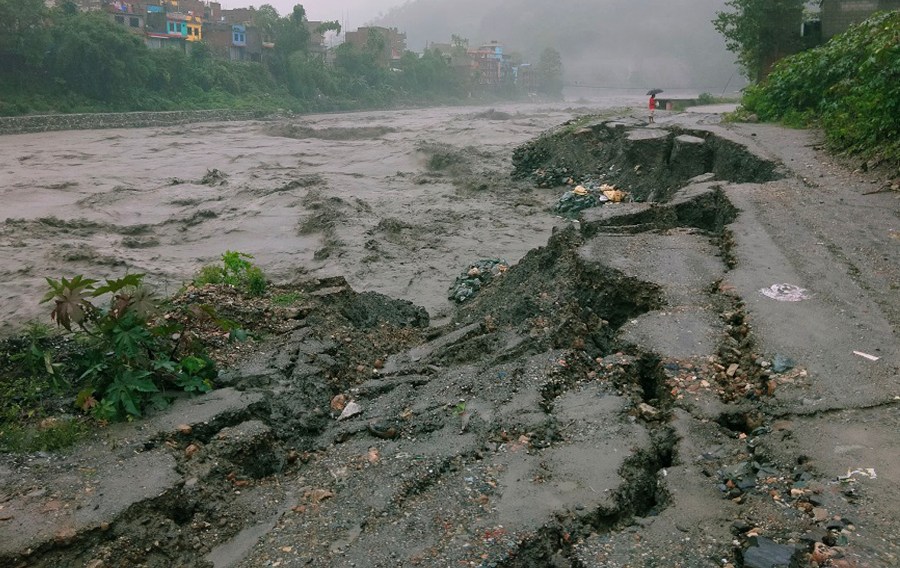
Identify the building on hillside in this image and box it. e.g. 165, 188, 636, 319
144, 9, 188, 50
344, 26, 407, 67
820, 0, 900, 38
305, 21, 328, 58
203, 21, 263, 61
516, 63, 537, 91
221, 7, 255, 25
106, 2, 146, 34
469, 41, 509, 86
185, 13, 203, 41
208, 1, 221, 21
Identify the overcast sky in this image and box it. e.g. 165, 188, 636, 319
218, 0, 403, 28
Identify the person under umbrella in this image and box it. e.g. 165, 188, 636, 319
646, 88, 662, 123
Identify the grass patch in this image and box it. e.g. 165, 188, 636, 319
0, 418, 88, 453
272, 292, 303, 306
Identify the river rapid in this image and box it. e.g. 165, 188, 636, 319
0, 99, 641, 334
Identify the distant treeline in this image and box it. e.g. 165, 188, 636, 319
0, 1, 559, 117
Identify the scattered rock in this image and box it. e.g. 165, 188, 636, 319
338, 401, 362, 421
636, 402, 659, 420
742, 536, 802, 568
771, 354, 795, 373
330, 394, 348, 412
448, 259, 509, 303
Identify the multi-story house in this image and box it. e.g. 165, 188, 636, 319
470, 41, 509, 86
106, 2, 146, 34
203, 21, 263, 61
305, 21, 328, 59
344, 26, 407, 67
185, 13, 202, 42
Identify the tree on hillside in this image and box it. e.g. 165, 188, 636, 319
275, 5, 311, 57
44, 11, 152, 101
713, 0, 808, 82
536, 47, 563, 97
366, 27, 387, 58
254, 4, 280, 43
0, 0, 49, 68
257, 4, 312, 80
316, 21, 341, 36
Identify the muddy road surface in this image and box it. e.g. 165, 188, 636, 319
1, 104, 899, 568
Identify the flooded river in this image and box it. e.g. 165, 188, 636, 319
0, 99, 640, 334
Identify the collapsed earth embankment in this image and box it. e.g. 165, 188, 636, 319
2, 109, 898, 568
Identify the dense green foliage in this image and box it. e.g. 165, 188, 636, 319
1, 252, 274, 451
0, 2, 547, 116
741, 11, 900, 162
713, 0, 807, 82
0, 7, 295, 115
40, 274, 218, 421
194, 251, 268, 297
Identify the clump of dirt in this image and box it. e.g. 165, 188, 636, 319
512, 118, 781, 200
266, 124, 397, 140
457, 225, 663, 340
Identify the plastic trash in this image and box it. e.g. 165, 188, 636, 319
759, 283, 811, 302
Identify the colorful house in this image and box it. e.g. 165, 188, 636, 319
470, 41, 508, 85
185, 13, 203, 42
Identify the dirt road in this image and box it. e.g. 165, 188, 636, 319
1, 103, 898, 568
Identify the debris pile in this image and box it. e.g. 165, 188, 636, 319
447, 258, 509, 303
554, 182, 629, 216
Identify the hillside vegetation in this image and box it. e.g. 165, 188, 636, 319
740, 11, 899, 164
0, 2, 523, 117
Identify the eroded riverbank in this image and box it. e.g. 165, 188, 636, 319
2, 104, 899, 568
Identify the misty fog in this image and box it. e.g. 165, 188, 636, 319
375, 0, 744, 92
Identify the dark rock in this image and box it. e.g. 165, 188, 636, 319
742, 537, 802, 568
731, 520, 752, 535
800, 529, 828, 545
211, 420, 284, 478
771, 354, 795, 373
341, 291, 430, 328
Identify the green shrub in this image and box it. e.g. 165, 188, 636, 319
272, 291, 302, 306
195, 250, 268, 296
741, 10, 900, 163
41, 274, 216, 420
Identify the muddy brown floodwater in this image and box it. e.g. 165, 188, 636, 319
0, 101, 634, 334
